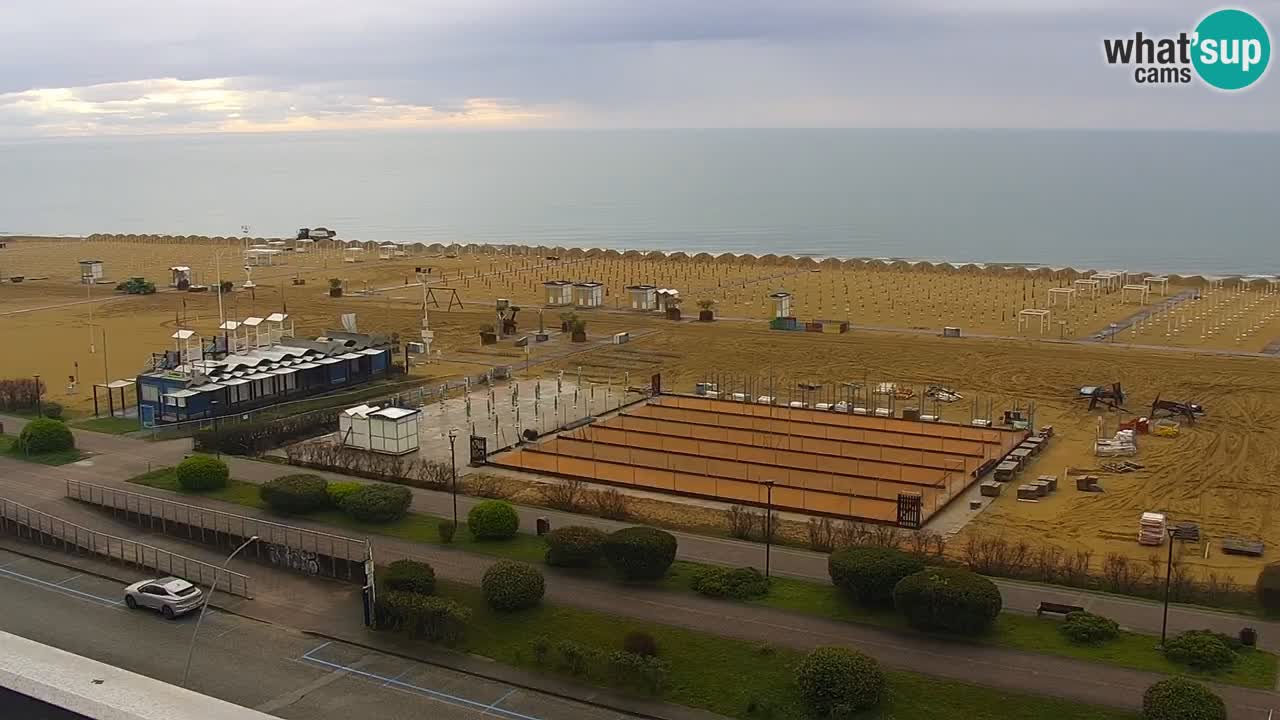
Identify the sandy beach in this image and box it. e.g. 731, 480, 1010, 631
2, 234, 1279, 584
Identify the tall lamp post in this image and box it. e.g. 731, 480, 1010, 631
1160, 524, 1193, 647
762, 480, 775, 579
447, 428, 459, 527
182, 535, 258, 687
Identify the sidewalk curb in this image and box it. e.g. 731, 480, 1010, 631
296, 628, 728, 720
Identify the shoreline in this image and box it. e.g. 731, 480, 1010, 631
3, 232, 1275, 283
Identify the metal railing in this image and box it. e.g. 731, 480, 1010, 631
66, 480, 369, 582
0, 498, 252, 598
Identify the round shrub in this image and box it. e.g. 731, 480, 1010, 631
326, 481, 363, 507
438, 520, 457, 544
174, 455, 229, 491
481, 560, 545, 611
892, 568, 1002, 635
623, 630, 659, 657
467, 500, 519, 540
42, 402, 64, 420
1060, 611, 1120, 645
691, 565, 769, 600
1163, 630, 1236, 671
374, 591, 471, 643
545, 526, 606, 567
259, 474, 329, 514
340, 483, 412, 523
383, 559, 436, 595
795, 646, 886, 716
17, 418, 75, 455
603, 527, 677, 582
1257, 563, 1280, 612
1141, 678, 1226, 720
829, 546, 925, 606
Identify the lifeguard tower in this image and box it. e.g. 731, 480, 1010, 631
79, 260, 104, 285
266, 312, 295, 344
769, 291, 793, 318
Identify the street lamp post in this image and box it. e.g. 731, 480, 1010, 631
1160, 526, 1178, 647
447, 428, 459, 527
182, 535, 258, 687
762, 480, 775, 578
33, 375, 41, 417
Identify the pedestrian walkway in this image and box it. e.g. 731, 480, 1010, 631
1, 415, 1277, 717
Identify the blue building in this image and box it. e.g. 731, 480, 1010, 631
136, 330, 392, 426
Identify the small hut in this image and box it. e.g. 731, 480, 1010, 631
544, 280, 573, 306
626, 284, 657, 311
572, 281, 604, 308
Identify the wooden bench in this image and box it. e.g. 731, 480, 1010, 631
1036, 601, 1084, 618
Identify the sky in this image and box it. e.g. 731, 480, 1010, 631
0, 0, 1275, 137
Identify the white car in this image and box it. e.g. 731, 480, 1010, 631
123, 577, 203, 619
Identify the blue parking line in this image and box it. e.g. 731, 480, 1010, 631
490, 689, 518, 709
0, 566, 122, 606
300, 643, 544, 720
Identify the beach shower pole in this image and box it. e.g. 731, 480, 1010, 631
448, 428, 459, 527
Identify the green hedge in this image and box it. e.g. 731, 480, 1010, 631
17, 418, 75, 454
1060, 611, 1120, 645
374, 590, 470, 643
259, 474, 329, 514
1141, 678, 1226, 720
174, 455, 229, 491
1257, 563, 1280, 613
468, 500, 520, 540
602, 527, 677, 582
828, 546, 924, 606
545, 526, 606, 567
691, 566, 768, 600
893, 568, 1002, 636
326, 481, 363, 507
340, 483, 412, 523
1163, 630, 1237, 671
795, 646, 886, 716
383, 559, 436, 595
481, 560, 545, 611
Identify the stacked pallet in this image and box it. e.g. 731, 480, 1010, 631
1139, 512, 1167, 546
1096, 429, 1138, 457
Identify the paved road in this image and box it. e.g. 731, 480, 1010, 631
0, 548, 633, 720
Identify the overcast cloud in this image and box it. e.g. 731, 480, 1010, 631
0, 0, 1275, 136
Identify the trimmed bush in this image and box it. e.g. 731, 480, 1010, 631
608, 650, 669, 694
1060, 611, 1120, 645
174, 455, 229, 491
42, 402, 64, 420
326, 481, 362, 507
1163, 630, 1236, 671
340, 483, 412, 523
467, 500, 519, 540
545, 526, 606, 567
374, 591, 470, 643
893, 568, 1002, 635
623, 630, 659, 658
438, 520, 457, 544
259, 474, 329, 514
602, 526, 677, 582
555, 639, 603, 677
795, 646, 886, 716
16, 417, 75, 455
481, 560, 545, 611
828, 546, 925, 606
383, 559, 436, 595
1141, 678, 1226, 720
691, 565, 769, 600
1257, 563, 1280, 612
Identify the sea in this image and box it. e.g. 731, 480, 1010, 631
0, 129, 1275, 275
